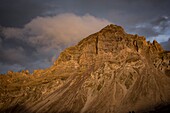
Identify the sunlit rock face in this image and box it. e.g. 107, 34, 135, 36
0, 24, 170, 113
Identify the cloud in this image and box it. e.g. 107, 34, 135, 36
0, 0, 58, 27
128, 16, 170, 43
161, 38, 170, 51
151, 16, 170, 33
0, 13, 111, 73
3, 13, 111, 45
1, 0, 170, 28
0, 63, 25, 73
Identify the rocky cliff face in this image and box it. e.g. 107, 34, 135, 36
0, 24, 170, 113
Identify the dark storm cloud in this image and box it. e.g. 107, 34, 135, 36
56, 0, 170, 27
0, 38, 37, 65
0, 33, 52, 73
1, 0, 170, 27
0, 0, 59, 27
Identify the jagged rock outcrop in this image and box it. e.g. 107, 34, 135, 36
0, 24, 170, 113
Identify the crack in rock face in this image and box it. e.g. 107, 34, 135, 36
0, 24, 170, 113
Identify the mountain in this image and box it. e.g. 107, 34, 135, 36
0, 24, 170, 113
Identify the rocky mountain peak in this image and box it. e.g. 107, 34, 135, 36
77, 24, 126, 46
100, 24, 125, 34
54, 24, 164, 69
0, 24, 170, 113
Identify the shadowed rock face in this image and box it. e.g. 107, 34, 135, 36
0, 24, 170, 113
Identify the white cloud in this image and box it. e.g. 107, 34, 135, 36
149, 35, 170, 43
3, 13, 111, 50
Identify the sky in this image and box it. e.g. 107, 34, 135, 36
0, 0, 170, 73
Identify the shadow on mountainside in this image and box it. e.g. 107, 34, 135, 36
0, 104, 74, 113
1, 104, 170, 113
0, 104, 32, 113
134, 104, 170, 113
147, 104, 170, 113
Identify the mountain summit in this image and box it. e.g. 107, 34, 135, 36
0, 24, 170, 113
